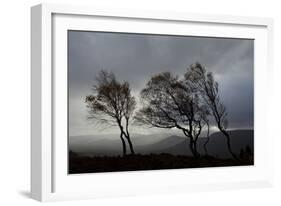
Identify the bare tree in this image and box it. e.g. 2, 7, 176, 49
185, 63, 238, 160
135, 72, 207, 157
85, 70, 136, 156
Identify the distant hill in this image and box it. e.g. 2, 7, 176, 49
69, 133, 180, 156
161, 130, 253, 158
69, 130, 253, 158
136, 135, 186, 154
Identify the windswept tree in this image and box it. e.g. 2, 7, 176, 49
85, 70, 136, 156
185, 63, 238, 160
135, 72, 208, 157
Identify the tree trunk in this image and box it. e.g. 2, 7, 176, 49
124, 118, 135, 155
188, 139, 200, 157
204, 123, 210, 156
183, 130, 199, 158
220, 128, 239, 161
193, 141, 200, 158
123, 132, 135, 155
119, 132, 127, 156
203, 137, 210, 156
117, 119, 127, 156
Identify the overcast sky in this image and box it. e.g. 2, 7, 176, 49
68, 30, 254, 137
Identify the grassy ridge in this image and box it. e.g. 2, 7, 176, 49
69, 152, 253, 174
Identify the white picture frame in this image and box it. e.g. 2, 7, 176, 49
31, 3, 274, 202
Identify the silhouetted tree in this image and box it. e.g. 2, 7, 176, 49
185, 63, 238, 160
85, 70, 136, 156
135, 72, 208, 157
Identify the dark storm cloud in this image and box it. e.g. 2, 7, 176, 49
68, 31, 254, 136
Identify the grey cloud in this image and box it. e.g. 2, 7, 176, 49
68, 31, 254, 136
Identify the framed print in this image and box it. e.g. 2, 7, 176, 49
31, 3, 274, 201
